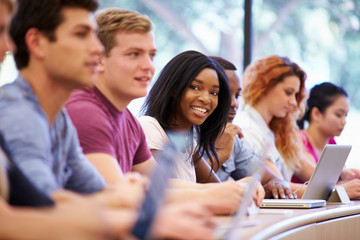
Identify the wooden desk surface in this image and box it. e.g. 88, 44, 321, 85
214, 200, 360, 240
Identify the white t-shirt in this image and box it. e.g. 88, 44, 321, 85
138, 116, 197, 183
235, 105, 294, 181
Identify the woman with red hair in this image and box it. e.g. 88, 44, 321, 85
236, 55, 308, 196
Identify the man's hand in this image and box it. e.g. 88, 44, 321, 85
215, 123, 244, 165
200, 181, 246, 215
151, 201, 217, 240
90, 172, 148, 209
237, 177, 265, 207
263, 179, 296, 199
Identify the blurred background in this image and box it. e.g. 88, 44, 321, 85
1, 0, 359, 168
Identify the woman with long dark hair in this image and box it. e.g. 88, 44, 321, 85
294, 82, 360, 199
140, 50, 231, 182
140, 50, 264, 211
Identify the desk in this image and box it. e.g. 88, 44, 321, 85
215, 201, 360, 240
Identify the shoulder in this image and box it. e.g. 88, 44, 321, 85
137, 116, 167, 139
138, 116, 163, 131
233, 136, 247, 151
122, 109, 147, 136
66, 89, 111, 129
297, 130, 309, 145
236, 106, 264, 129
124, 109, 141, 125
237, 106, 270, 142
66, 88, 104, 115
0, 90, 48, 138
138, 116, 168, 150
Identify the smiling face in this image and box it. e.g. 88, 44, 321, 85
317, 95, 349, 137
226, 69, 241, 122
258, 75, 300, 123
174, 68, 220, 129
43, 8, 103, 88
100, 31, 156, 108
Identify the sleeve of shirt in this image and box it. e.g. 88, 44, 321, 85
229, 137, 261, 180
63, 115, 106, 193
129, 113, 152, 165
242, 126, 267, 155
0, 104, 60, 196
138, 116, 169, 151
66, 100, 116, 157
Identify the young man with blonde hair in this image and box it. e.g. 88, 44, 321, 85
66, 8, 157, 184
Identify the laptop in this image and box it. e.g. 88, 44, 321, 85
260, 144, 352, 209
131, 141, 177, 239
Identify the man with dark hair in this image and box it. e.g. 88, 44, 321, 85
210, 56, 296, 199
10, 0, 98, 70
0, 0, 106, 196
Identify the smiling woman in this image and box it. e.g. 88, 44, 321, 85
138, 50, 230, 182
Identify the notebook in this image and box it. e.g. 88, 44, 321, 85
260, 144, 352, 209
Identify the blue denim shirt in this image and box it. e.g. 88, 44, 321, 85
216, 136, 260, 181
0, 75, 105, 196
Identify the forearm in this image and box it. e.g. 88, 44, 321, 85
195, 158, 221, 183
290, 182, 307, 198
0, 208, 60, 240
164, 188, 204, 204
86, 187, 143, 210
293, 155, 316, 183
204, 150, 229, 173
103, 208, 139, 238
261, 165, 284, 185
169, 178, 203, 189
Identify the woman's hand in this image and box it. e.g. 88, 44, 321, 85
341, 168, 360, 181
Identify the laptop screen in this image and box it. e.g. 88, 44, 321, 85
302, 144, 351, 200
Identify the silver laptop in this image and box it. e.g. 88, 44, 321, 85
260, 199, 326, 208
260, 144, 352, 209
